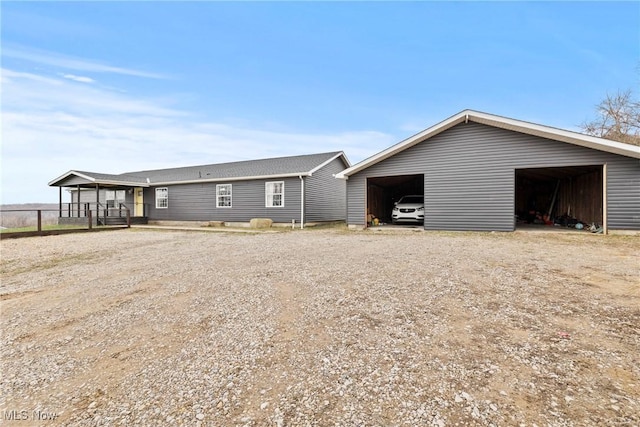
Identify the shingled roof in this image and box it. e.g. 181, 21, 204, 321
49, 151, 348, 187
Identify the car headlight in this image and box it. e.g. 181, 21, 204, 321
417, 207, 424, 211
392, 207, 399, 211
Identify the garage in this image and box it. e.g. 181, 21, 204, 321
515, 165, 603, 229
338, 110, 640, 233
367, 174, 423, 225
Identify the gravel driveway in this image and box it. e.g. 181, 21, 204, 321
1, 228, 639, 426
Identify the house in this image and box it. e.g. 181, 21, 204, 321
49, 151, 349, 227
336, 110, 640, 233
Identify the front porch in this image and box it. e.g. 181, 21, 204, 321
48, 171, 151, 226
57, 208, 149, 226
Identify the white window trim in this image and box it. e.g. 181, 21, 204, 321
106, 190, 126, 208
265, 181, 284, 208
155, 187, 168, 209
216, 184, 232, 208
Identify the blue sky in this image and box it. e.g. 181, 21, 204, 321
2, 1, 638, 204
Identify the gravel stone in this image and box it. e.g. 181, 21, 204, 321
1, 228, 638, 425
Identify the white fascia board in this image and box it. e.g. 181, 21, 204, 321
67, 180, 149, 191
152, 172, 311, 186
94, 180, 150, 187
468, 111, 640, 159
50, 172, 149, 188
336, 109, 640, 179
335, 112, 467, 178
48, 170, 96, 186
308, 152, 351, 176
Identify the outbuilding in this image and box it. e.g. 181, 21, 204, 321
336, 110, 640, 233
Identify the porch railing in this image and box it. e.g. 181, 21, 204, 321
0, 208, 131, 238
58, 203, 148, 219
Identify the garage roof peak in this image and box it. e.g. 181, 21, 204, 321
336, 110, 640, 179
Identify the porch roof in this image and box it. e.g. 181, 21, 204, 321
48, 170, 150, 188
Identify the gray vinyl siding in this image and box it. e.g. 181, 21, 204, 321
348, 122, 640, 231
607, 158, 640, 228
346, 180, 366, 225
305, 157, 348, 222
59, 176, 94, 186
71, 189, 136, 210
71, 189, 101, 205
146, 177, 303, 223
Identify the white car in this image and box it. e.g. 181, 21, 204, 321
391, 195, 424, 224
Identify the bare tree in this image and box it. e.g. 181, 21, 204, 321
581, 90, 640, 146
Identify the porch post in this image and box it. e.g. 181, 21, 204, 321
77, 185, 81, 217
96, 184, 99, 223
58, 187, 62, 217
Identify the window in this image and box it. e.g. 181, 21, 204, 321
106, 190, 126, 208
216, 184, 232, 208
156, 187, 168, 209
265, 181, 284, 207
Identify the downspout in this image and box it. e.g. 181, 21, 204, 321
602, 163, 608, 235
299, 175, 304, 229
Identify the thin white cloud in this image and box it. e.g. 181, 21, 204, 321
1, 68, 395, 204
2, 45, 167, 79
3, 68, 181, 117
62, 73, 95, 83
1, 68, 63, 85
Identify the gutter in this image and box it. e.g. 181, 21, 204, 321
151, 172, 312, 186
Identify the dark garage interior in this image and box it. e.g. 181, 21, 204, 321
515, 165, 603, 229
367, 174, 424, 224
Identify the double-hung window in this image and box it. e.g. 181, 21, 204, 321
155, 187, 168, 209
216, 184, 232, 208
106, 190, 126, 209
265, 181, 284, 207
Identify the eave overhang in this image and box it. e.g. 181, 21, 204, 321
48, 171, 149, 187
336, 110, 640, 179
151, 172, 313, 186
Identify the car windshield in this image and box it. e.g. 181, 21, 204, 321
399, 196, 423, 204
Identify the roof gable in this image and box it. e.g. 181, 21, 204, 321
48, 171, 150, 187
336, 110, 640, 178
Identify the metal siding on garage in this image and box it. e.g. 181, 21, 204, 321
348, 122, 640, 231
347, 174, 367, 225
305, 157, 348, 222
145, 177, 302, 223
606, 156, 640, 229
